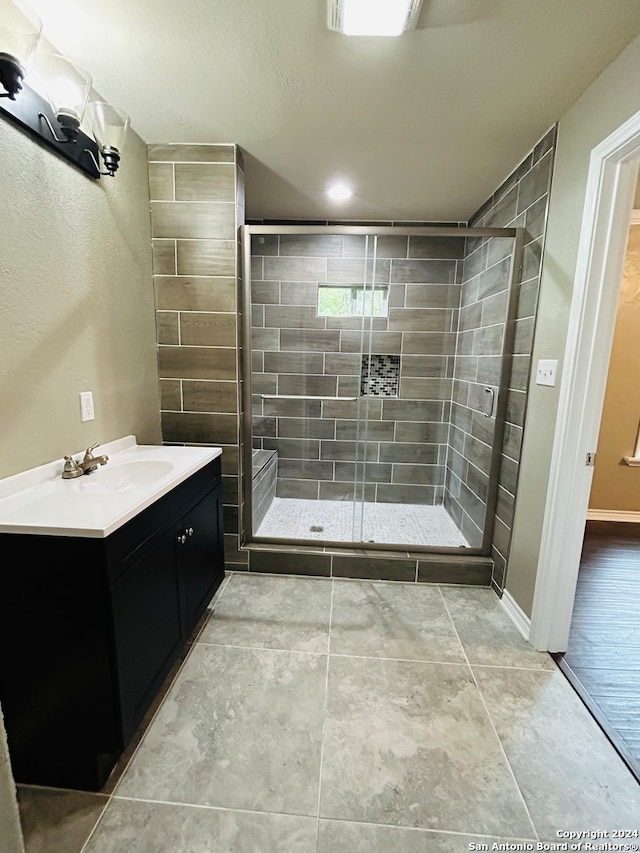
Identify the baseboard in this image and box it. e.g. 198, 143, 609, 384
587, 509, 640, 523
500, 590, 531, 641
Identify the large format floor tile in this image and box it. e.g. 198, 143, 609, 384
198, 573, 332, 653
16, 574, 640, 853
319, 655, 535, 837
440, 586, 555, 669
115, 644, 327, 816
316, 820, 530, 852
17, 786, 107, 853
84, 798, 317, 853
329, 581, 465, 662
474, 666, 640, 836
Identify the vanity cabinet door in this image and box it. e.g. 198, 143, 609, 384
110, 524, 184, 744
178, 484, 225, 634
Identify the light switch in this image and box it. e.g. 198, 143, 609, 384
536, 359, 558, 387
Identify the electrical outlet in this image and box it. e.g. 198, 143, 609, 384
79, 391, 95, 422
536, 359, 558, 387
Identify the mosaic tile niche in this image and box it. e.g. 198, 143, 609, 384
361, 354, 400, 396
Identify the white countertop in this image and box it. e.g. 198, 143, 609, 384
0, 436, 222, 538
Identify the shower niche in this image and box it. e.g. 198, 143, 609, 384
242, 225, 523, 556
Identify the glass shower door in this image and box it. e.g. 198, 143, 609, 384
243, 225, 520, 554
247, 228, 370, 544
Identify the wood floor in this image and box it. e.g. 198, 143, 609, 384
555, 520, 640, 781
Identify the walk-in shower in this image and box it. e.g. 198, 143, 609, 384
241, 225, 523, 556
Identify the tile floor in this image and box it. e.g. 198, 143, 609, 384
17, 573, 640, 852
255, 497, 469, 547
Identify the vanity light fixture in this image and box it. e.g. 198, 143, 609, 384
327, 0, 423, 36
327, 182, 353, 201
32, 53, 92, 142
84, 101, 130, 177
0, 2, 130, 180
0, 0, 42, 99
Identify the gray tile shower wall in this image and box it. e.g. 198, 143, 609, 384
249, 234, 465, 508
444, 236, 515, 548
148, 144, 246, 572
466, 126, 557, 591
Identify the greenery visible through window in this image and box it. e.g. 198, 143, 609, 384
317, 284, 389, 317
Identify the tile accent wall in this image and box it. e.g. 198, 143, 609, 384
445, 235, 516, 548
148, 143, 246, 572
249, 234, 465, 509
468, 126, 557, 592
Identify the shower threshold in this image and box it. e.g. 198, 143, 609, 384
255, 497, 469, 548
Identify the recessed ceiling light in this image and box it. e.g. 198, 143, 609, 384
327, 183, 353, 201
327, 0, 423, 37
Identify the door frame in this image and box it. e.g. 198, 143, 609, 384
529, 110, 640, 652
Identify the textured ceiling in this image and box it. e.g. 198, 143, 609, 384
23, 0, 640, 221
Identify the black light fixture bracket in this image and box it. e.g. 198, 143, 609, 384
0, 80, 100, 179
0, 52, 25, 99
84, 144, 120, 177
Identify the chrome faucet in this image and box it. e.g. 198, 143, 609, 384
61, 444, 109, 478
79, 444, 109, 474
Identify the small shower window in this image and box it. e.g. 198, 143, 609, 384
317, 284, 389, 318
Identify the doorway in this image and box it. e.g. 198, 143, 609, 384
556, 520, 640, 780
529, 111, 640, 654
553, 214, 640, 779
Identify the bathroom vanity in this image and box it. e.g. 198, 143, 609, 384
0, 437, 224, 791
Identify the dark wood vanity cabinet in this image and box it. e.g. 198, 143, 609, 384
0, 457, 224, 791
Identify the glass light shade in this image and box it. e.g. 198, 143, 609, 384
86, 101, 130, 154
30, 53, 92, 124
0, 0, 42, 67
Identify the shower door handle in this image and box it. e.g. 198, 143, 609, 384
260, 395, 358, 401
484, 387, 497, 418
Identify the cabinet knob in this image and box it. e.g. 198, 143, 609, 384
178, 534, 187, 545
188, 527, 194, 537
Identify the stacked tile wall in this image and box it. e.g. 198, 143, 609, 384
249, 233, 465, 513
148, 143, 246, 571
468, 126, 557, 591
445, 235, 516, 547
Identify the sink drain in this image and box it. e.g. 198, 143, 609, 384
309, 525, 324, 532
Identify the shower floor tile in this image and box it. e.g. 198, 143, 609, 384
255, 498, 469, 548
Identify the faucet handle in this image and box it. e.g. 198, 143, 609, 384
83, 443, 99, 461
61, 456, 83, 479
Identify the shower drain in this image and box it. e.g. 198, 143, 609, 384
309, 525, 324, 532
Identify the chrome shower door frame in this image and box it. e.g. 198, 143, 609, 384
240, 223, 524, 556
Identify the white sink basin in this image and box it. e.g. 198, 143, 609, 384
72, 460, 174, 494
0, 437, 222, 538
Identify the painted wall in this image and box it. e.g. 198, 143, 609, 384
506, 32, 640, 615
589, 224, 640, 511
0, 117, 160, 480
0, 101, 159, 853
